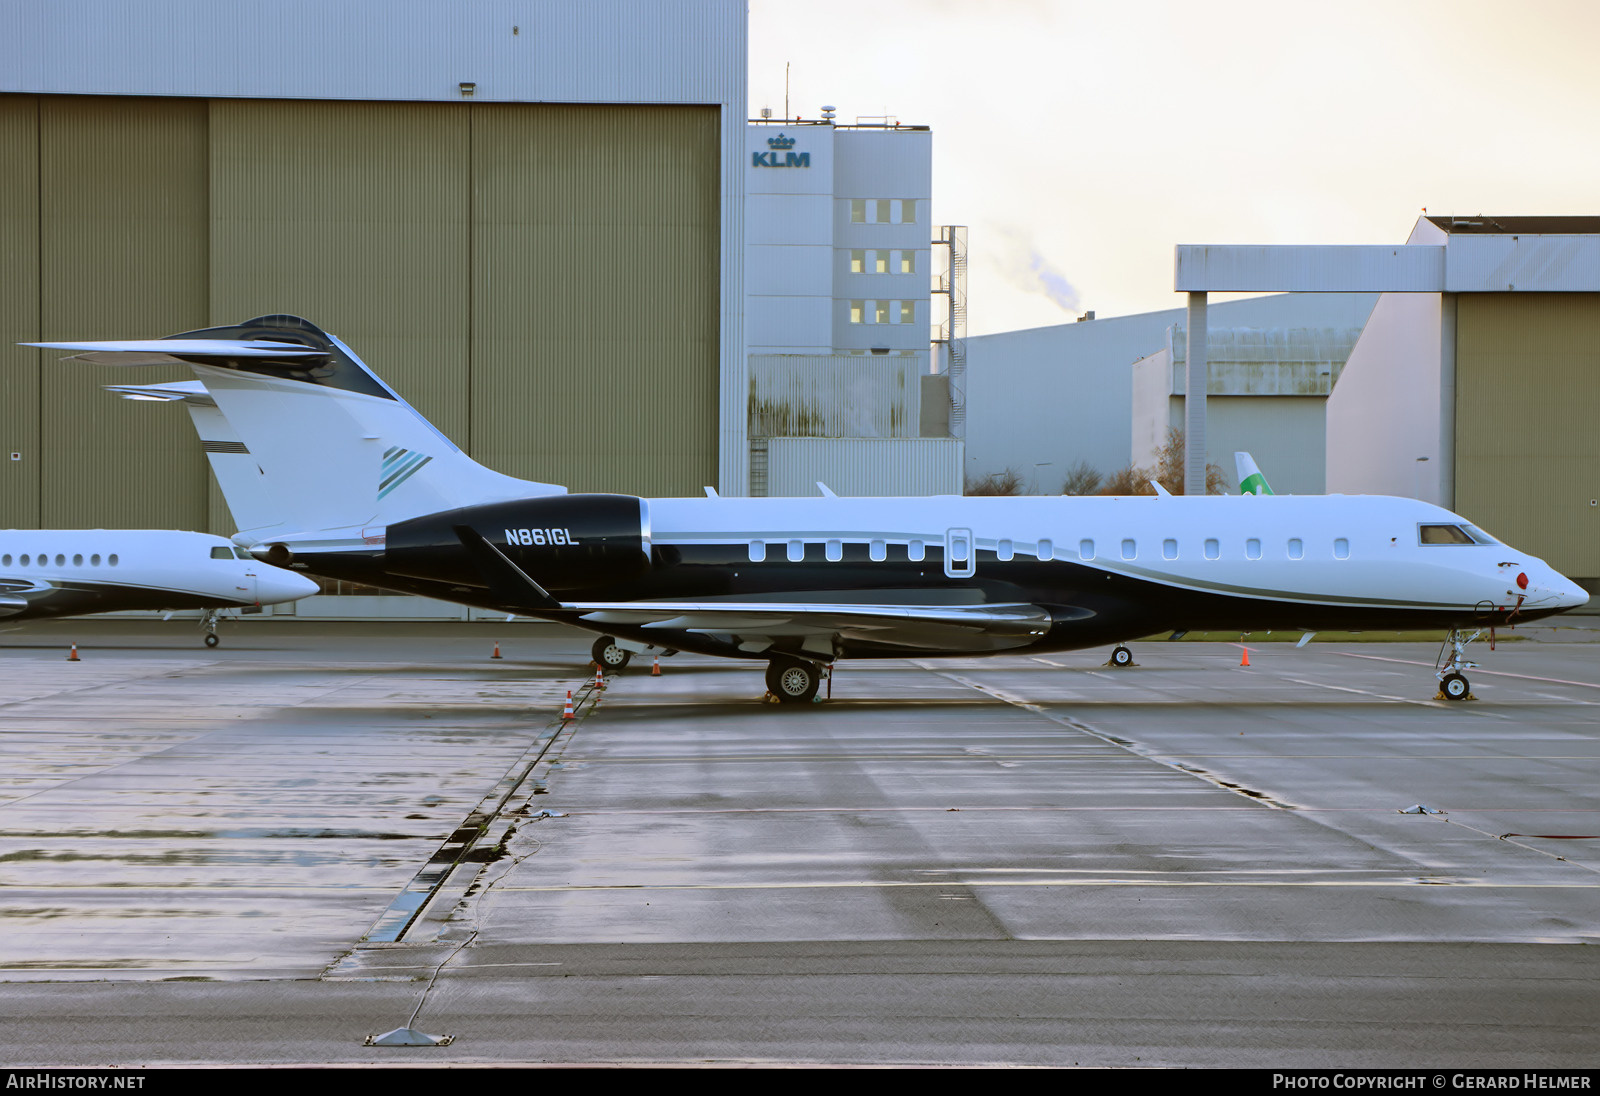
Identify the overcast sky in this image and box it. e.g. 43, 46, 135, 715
749, 0, 1600, 337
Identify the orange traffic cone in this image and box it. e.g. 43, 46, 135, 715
67, 644, 79, 662
1240, 646, 1250, 667
651, 655, 661, 676
491, 643, 502, 660
594, 665, 605, 689
561, 691, 575, 720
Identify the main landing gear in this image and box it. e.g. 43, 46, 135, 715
765, 657, 824, 704
1435, 627, 1481, 701
1107, 645, 1134, 668
591, 635, 632, 672
200, 608, 222, 648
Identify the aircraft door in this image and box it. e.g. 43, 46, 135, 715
944, 527, 976, 578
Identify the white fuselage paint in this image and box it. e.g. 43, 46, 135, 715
637, 493, 1585, 618
0, 529, 319, 619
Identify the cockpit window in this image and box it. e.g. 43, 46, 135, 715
233, 547, 252, 560
1461, 524, 1498, 545
210, 547, 233, 559
1419, 524, 1476, 545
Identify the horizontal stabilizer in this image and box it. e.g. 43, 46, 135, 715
104, 380, 216, 406
25, 339, 328, 366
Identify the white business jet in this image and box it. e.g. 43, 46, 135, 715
29, 315, 1587, 700
0, 528, 319, 645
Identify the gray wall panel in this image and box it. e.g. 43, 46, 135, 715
0, 95, 40, 527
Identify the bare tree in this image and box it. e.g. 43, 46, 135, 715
965, 468, 1025, 496
1152, 427, 1228, 495
1099, 464, 1156, 496
1060, 460, 1103, 496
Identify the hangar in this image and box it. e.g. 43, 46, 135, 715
1, 0, 748, 549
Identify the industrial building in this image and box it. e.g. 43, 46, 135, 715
1, 0, 748, 544
963, 293, 1377, 494
745, 113, 960, 497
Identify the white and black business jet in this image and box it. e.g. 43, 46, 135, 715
29, 315, 1588, 700
0, 528, 318, 645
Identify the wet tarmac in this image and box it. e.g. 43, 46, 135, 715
2, 619, 1597, 1065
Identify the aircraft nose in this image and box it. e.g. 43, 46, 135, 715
1553, 574, 1590, 611
258, 568, 321, 604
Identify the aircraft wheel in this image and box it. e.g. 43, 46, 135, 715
204, 633, 220, 648
591, 636, 631, 671
1109, 645, 1133, 667
766, 658, 820, 704
1440, 672, 1470, 701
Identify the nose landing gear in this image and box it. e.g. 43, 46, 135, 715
1434, 628, 1480, 701
200, 608, 222, 648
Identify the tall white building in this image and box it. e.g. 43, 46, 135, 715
744, 116, 958, 496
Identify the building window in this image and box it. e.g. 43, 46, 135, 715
1246, 538, 1261, 560
873, 250, 888, 274
1036, 538, 1053, 561
870, 539, 886, 562
749, 540, 765, 562
851, 199, 866, 223
1334, 537, 1350, 559
1162, 538, 1178, 560
900, 199, 917, 224
850, 249, 865, 274
899, 301, 915, 324
1204, 538, 1220, 560
900, 251, 915, 274
876, 199, 892, 224
825, 539, 842, 562
1078, 539, 1094, 560
850, 300, 864, 324
1288, 538, 1304, 560
874, 300, 890, 324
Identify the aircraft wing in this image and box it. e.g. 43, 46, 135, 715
573, 599, 1058, 653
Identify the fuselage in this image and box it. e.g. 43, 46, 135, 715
0, 529, 319, 620
293, 492, 1588, 660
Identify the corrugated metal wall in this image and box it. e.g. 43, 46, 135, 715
1455, 293, 1600, 578
0, 94, 720, 533
749, 355, 921, 439
766, 438, 962, 498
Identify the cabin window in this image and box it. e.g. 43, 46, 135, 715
787, 539, 804, 562
749, 540, 766, 562
108, 554, 118, 566
1, 554, 9, 566
1121, 538, 1136, 560
1288, 538, 1304, 560
72, 554, 82, 566
210, 547, 232, 560
1246, 538, 1261, 560
1334, 537, 1350, 559
1420, 524, 1475, 545
996, 538, 1014, 562
54, 554, 64, 566
825, 539, 842, 562
869, 539, 886, 562
19, 554, 28, 566
90, 554, 100, 566
36, 555, 47, 567
1035, 538, 1053, 561
909, 539, 926, 562
1204, 538, 1220, 560
1078, 539, 1094, 560
1162, 538, 1178, 560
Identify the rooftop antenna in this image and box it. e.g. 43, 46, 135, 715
785, 61, 790, 121
821, 104, 836, 123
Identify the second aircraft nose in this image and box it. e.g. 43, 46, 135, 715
256, 567, 321, 605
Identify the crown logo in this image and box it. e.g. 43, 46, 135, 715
767, 133, 796, 150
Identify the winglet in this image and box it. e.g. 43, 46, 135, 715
816, 481, 837, 498
451, 525, 563, 611
1150, 480, 1173, 497
704, 486, 719, 498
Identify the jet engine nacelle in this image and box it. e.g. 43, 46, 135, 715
385, 494, 651, 591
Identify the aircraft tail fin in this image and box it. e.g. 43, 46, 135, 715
37, 316, 564, 544
1235, 452, 1274, 496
